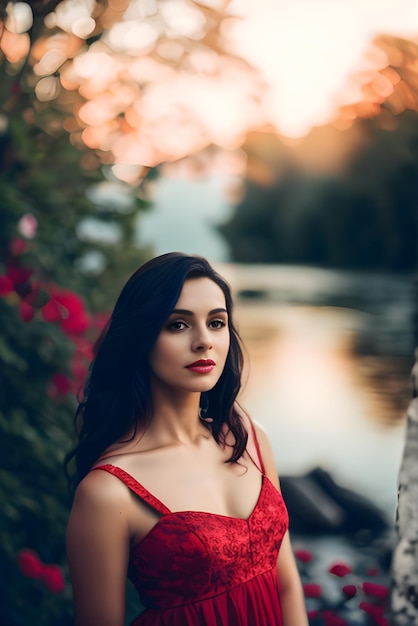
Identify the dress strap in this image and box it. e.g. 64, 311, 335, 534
241, 414, 266, 474
93, 464, 172, 516
249, 420, 266, 474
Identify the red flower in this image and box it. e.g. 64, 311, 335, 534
342, 584, 357, 598
41, 564, 65, 593
323, 611, 348, 626
54, 290, 84, 316
295, 548, 313, 564
307, 610, 319, 620
329, 562, 352, 577
60, 311, 89, 336
362, 582, 389, 600
303, 583, 321, 598
10, 238, 28, 255
41, 297, 62, 322
51, 372, 71, 396
19, 300, 35, 322
0, 275, 14, 295
359, 601, 385, 618
17, 549, 43, 579
7, 266, 33, 285
42, 290, 89, 335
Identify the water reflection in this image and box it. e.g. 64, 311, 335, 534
219, 264, 415, 519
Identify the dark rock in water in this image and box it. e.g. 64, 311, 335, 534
280, 466, 389, 538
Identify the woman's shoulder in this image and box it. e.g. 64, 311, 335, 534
72, 464, 132, 513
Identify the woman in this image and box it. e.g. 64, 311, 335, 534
66, 252, 308, 626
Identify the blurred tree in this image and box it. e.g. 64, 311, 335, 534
220, 111, 418, 271
220, 32, 418, 271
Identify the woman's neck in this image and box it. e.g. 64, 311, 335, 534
144, 391, 208, 446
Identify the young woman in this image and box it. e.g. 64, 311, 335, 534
66, 252, 308, 626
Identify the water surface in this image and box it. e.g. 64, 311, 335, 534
219, 264, 415, 520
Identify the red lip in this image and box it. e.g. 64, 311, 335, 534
186, 359, 216, 368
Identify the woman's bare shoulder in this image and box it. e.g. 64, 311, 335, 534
71, 467, 132, 515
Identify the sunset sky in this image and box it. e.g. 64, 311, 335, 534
5, 0, 416, 255
137, 0, 418, 258
226, 0, 418, 136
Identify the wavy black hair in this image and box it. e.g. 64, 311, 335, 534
65, 252, 247, 489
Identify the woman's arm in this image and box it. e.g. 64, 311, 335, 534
254, 423, 309, 626
66, 470, 132, 626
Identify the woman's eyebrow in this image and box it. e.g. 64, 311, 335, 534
170, 307, 228, 316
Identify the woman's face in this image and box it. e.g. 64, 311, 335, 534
148, 277, 230, 395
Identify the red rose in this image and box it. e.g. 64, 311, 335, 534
7, 266, 32, 285
41, 564, 65, 593
19, 300, 35, 322
54, 290, 84, 316
51, 372, 71, 395
17, 549, 43, 579
323, 611, 348, 626
329, 562, 352, 577
294, 549, 313, 564
10, 238, 28, 255
42, 290, 89, 335
0, 275, 14, 295
342, 584, 357, 598
60, 312, 89, 336
362, 582, 389, 600
41, 297, 62, 322
359, 601, 385, 618
303, 583, 321, 598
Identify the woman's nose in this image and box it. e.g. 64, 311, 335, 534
192, 326, 213, 351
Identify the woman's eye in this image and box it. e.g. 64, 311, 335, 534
209, 319, 226, 329
168, 320, 187, 331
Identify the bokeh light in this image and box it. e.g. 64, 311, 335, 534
1, 0, 418, 181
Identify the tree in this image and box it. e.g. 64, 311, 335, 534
219, 111, 418, 272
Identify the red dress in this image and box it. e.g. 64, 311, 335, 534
94, 447, 288, 626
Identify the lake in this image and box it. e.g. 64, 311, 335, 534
216, 264, 415, 521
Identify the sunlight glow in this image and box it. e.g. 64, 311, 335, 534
35, 76, 61, 101
23, 0, 418, 177
225, 0, 418, 137
160, 1, 206, 39
106, 20, 159, 52
0, 29, 30, 63
53, 0, 95, 35
5, 2, 33, 34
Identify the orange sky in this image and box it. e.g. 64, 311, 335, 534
226, 0, 418, 136
3, 0, 417, 173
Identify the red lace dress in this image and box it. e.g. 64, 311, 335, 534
94, 445, 288, 625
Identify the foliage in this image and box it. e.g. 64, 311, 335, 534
0, 8, 152, 626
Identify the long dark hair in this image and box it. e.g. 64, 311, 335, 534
65, 252, 247, 489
